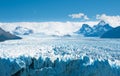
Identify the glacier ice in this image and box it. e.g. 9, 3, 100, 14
0, 56, 119, 76
0, 35, 120, 76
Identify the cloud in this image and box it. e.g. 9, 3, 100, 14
0, 21, 98, 36
68, 13, 89, 20
96, 14, 120, 27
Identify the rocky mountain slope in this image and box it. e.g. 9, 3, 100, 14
101, 26, 120, 38
0, 27, 21, 41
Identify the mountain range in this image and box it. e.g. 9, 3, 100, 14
76, 21, 113, 37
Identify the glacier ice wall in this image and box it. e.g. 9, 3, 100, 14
0, 56, 120, 76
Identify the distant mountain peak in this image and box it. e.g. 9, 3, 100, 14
98, 20, 107, 26
75, 24, 92, 34
75, 20, 113, 37
12, 26, 33, 35
82, 24, 90, 27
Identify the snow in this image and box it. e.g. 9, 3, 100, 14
12, 26, 33, 35
0, 35, 120, 76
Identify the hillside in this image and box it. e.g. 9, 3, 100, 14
101, 26, 120, 38
0, 27, 22, 41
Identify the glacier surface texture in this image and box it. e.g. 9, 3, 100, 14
0, 35, 120, 76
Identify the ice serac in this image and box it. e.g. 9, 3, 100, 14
0, 56, 120, 76
12, 26, 33, 35
76, 21, 113, 37
0, 27, 21, 42
101, 26, 120, 38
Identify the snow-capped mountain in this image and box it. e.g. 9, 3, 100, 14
91, 21, 113, 37
101, 26, 120, 38
76, 21, 113, 37
76, 24, 93, 34
0, 27, 21, 42
97, 20, 107, 25
12, 26, 33, 35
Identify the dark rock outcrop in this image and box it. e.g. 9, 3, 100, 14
0, 27, 21, 42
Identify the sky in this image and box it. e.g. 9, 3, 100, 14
0, 0, 120, 22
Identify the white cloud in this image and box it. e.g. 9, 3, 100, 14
96, 14, 120, 27
0, 21, 98, 36
83, 15, 89, 20
68, 13, 89, 20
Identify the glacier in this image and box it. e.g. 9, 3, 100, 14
0, 34, 120, 76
